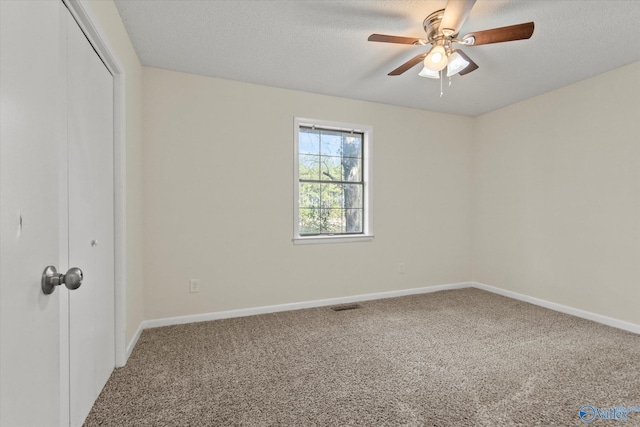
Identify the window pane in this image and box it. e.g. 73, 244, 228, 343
299, 155, 320, 180
341, 158, 361, 182
343, 184, 363, 209
320, 156, 342, 182
299, 183, 320, 208
345, 208, 363, 233
321, 208, 344, 233
320, 130, 342, 156
299, 208, 320, 234
320, 183, 344, 209
299, 128, 319, 155
342, 134, 362, 159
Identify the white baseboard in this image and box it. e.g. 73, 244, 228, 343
126, 280, 639, 361
125, 322, 144, 362
472, 282, 640, 335
142, 282, 472, 330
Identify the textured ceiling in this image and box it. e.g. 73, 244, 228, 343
114, 0, 640, 116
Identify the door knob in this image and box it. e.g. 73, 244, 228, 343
41, 266, 83, 295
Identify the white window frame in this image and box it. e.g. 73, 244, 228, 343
293, 117, 374, 245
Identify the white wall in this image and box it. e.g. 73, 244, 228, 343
141, 56, 640, 329
82, 0, 145, 345
142, 67, 474, 320
473, 61, 640, 325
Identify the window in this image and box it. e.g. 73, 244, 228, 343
293, 118, 373, 244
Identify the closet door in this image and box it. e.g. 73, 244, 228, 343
66, 10, 115, 427
0, 3, 115, 425
0, 1, 65, 424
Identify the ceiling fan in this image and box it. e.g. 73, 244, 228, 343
368, 0, 534, 79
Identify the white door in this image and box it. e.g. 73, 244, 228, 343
0, 2, 115, 426
0, 1, 67, 425
66, 11, 115, 427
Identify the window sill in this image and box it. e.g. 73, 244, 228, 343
293, 235, 374, 245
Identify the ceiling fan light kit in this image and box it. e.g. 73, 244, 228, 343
368, 0, 535, 93
446, 51, 470, 77
424, 43, 448, 71
418, 66, 440, 79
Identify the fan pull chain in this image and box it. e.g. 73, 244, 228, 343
440, 71, 443, 98
449, 75, 452, 87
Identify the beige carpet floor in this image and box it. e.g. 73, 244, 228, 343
85, 288, 640, 426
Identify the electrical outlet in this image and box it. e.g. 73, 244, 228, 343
189, 279, 200, 293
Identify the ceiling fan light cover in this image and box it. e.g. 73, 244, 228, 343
418, 66, 440, 79
424, 44, 448, 71
446, 51, 470, 76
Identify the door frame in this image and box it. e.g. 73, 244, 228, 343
60, 0, 127, 425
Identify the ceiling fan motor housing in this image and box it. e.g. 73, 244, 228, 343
423, 9, 445, 42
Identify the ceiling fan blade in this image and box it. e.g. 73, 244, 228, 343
439, 0, 477, 36
368, 34, 427, 45
462, 22, 534, 46
388, 53, 428, 76
456, 50, 479, 76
